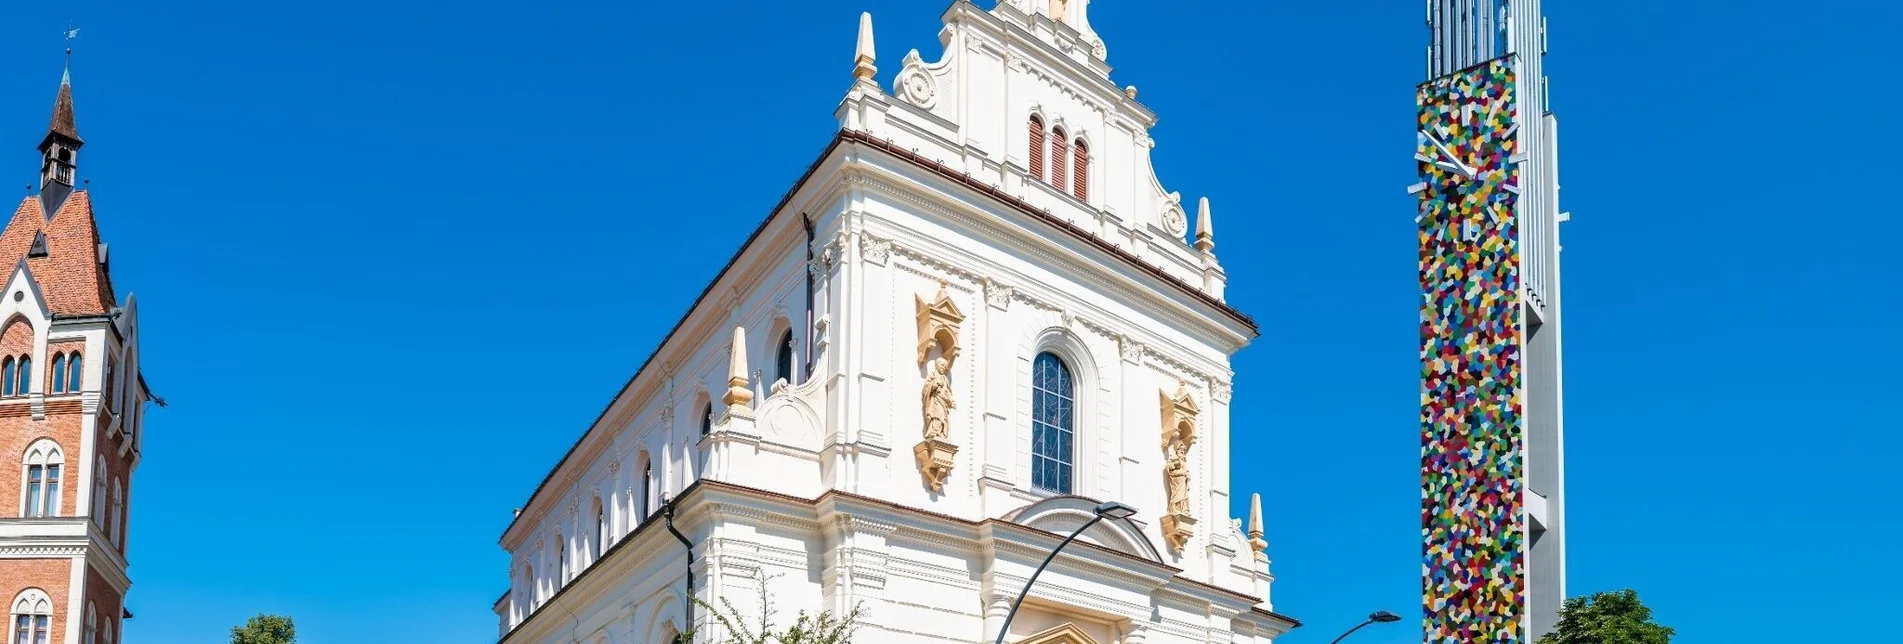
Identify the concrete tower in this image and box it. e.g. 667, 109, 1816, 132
1417, 1, 1567, 642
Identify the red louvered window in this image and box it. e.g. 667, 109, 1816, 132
1050, 127, 1068, 190
1072, 139, 1088, 201
1028, 116, 1046, 181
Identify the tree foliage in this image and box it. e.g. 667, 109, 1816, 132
675, 575, 864, 644
230, 614, 297, 644
1537, 589, 1674, 644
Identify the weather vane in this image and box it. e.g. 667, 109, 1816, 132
64, 26, 81, 41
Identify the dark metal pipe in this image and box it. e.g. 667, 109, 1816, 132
990, 514, 1105, 644
663, 495, 694, 638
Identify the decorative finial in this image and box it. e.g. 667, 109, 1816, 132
853, 12, 878, 84
723, 326, 754, 410
1194, 197, 1215, 253
1124, 85, 1138, 99
1247, 493, 1267, 557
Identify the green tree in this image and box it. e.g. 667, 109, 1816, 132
674, 575, 863, 644
1537, 589, 1674, 644
229, 614, 296, 644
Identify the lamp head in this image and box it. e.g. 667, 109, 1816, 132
1369, 611, 1401, 624
1093, 501, 1138, 520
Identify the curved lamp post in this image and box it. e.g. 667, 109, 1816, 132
1327, 611, 1402, 644
991, 500, 1139, 644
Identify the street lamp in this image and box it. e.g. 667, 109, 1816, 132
1327, 611, 1402, 644
991, 501, 1139, 644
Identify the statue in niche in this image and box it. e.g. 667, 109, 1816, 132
1165, 439, 1191, 516
921, 357, 955, 441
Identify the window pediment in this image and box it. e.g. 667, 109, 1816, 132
1018, 623, 1099, 644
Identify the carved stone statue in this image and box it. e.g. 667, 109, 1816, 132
1165, 440, 1191, 516
921, 357, 955, 441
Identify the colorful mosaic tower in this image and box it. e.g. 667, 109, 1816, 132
1418, 1, 1569, 642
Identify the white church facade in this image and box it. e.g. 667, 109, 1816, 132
494, 2, 1297, 642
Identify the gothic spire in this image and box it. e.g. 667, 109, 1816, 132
47, 51, 81, 143
39, 50, 84, 217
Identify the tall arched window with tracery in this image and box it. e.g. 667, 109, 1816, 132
1030, 353, 1075, 494
91, 456, 106, 524
10, 589, 52, 644
1072, 138, 1089, 201
1049, 127, 1069, 190
1028, 115, 1046, 181
22, 439, 62, 517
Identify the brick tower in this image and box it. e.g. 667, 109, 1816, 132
3, 53, 151, 644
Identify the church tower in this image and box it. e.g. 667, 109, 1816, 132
3, 54, 152, 644
1417, 1, 1567, 642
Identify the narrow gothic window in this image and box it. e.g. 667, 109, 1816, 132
108, 480, 122, 546
1049, 128, 1069, 190
3, 356, 15, 396
67, 354, 82, 393
643, 460, 655, 518
555, 533, 568, 582
1028, 116, 1046, 181
1072, 139, 1089, 200
700, 403, 713, 437
91, 456, 107, 523
50, 354, 65, 394
22, 440, 62, 517
775, 330, 795, 386
1030, 352, 1074, 494
85, 603, 96, 644
17, 356, 30, 395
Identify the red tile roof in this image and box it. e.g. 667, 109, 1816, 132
4, 192, 117, 315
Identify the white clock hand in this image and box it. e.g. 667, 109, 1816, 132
1421, 131, 1476, 179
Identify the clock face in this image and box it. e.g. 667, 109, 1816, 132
1417, 55, 1527, 644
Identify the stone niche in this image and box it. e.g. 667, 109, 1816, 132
1159, 382, 1199, 552
914, 283, 964, 493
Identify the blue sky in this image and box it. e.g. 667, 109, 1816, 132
2, 0, 1898, 642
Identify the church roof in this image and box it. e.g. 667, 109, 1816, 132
4, 192, 117, 316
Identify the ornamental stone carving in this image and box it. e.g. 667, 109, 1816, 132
916, 283, 965, 367
896, 49, 937, 108
1119, 336, 1145, 363
861, 236, 891, 265
1211, 380, 1233, 403
914, 284, 964, 493
984, 278, 1014, 310
1162, 205, 1187, 236
1160, 381, 1200, 552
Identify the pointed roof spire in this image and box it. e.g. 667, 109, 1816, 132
1247, 493, 1267, 558
1193, 197, 1215, 253
853, 12, 878, 84
47, 49, 81, 144
722, 326, 755, 411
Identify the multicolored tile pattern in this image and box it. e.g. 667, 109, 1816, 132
1418, 56, 1525, 644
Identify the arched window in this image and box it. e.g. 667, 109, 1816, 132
1049, 127, 1069, 190
17, 356, 30, 395
50, 354, 65, 395
3, 356, 15, 397
700, 403, 713, 437
643, 460, 655, 518
108, 479, 122, 546
10, 589, 52, 644
555, 533, 568, 583
91, 456, 107, 524
22, 439, 62, 517
775, 329, 795, 387
1030, 352, 1074, 494
1072, 138, 1089, 200
67, 353, 82, 393
85, 602, 97, 644
591, 496, 606, 560
1028, 115, 1046, 181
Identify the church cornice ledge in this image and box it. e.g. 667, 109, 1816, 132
837, 131, 1253, 336
852, 171, 1246, 360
